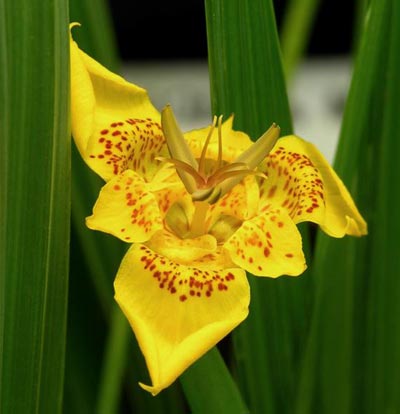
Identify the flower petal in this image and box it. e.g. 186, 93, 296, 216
114, 241, 249, 395
150, 166, 189, 218
147, 229, 218, 264
209, 175, 259, 223
224, 207, 306, 277
259, 135, 367, 237
86, 170, 163, 243
70, 28, 166, 181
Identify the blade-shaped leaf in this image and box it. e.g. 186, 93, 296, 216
295, 1, 396, 413
205, 1, 312, 413
0, 1, 70, 413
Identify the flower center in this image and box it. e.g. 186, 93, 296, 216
165, 198, 242, 243
161, 105, 280, 205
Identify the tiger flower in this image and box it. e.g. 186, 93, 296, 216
70, 26, 367, 395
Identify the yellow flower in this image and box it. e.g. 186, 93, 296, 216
70, 26, 367, 395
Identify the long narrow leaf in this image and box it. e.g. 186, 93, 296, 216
280, 0, 321, 79
180, 348, 249, 414
366, 1, 400, 411
205, 1, 314, 413
295, 1, 392, 413
0, 1, 70, 413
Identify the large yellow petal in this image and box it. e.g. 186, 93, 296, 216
86, 170, 163, 243
114, 238, 249, 395
224, 207, 306, 277
70, 26, 166, 181
258, 135, 367, 237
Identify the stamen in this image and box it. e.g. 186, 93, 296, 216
162, 104, 280, 205
189, 201, 210, 238
209, 169, 260, 186
210, 162, 250, 183
198, 116, 217, 177
158, 157, 206, 187
192, 186, 222, 203
216, 115, 223, 170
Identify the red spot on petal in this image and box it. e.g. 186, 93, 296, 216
264, 247, 270, 257
218, 283, 227, 291
268, 185, 277, 198
179, 295, 187, 302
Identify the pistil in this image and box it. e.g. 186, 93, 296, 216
189, 201, 210, 238
161, 105, 280, 205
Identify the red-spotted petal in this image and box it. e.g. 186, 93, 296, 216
149, 166, 189, 218
86, 170, 163, 243
70, 29, 166, 181
209, 175, 259, 225
114, 239, 249, 395
86, 118, 167, 181
224, 207, 306, 277
258, 135, 367, 237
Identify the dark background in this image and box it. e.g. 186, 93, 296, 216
108, 0, 355, 60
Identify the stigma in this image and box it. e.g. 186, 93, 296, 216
161, 105, 280, 204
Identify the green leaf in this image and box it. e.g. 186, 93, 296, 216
205, 1, 314, 413
0, 1, 70, 413
280, 0, 321, 79
205, 0, 292, 137
295, 1, 396, 413
180, 348, 249, 414
363, 1, 400, 411
96, 306, 131, 414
